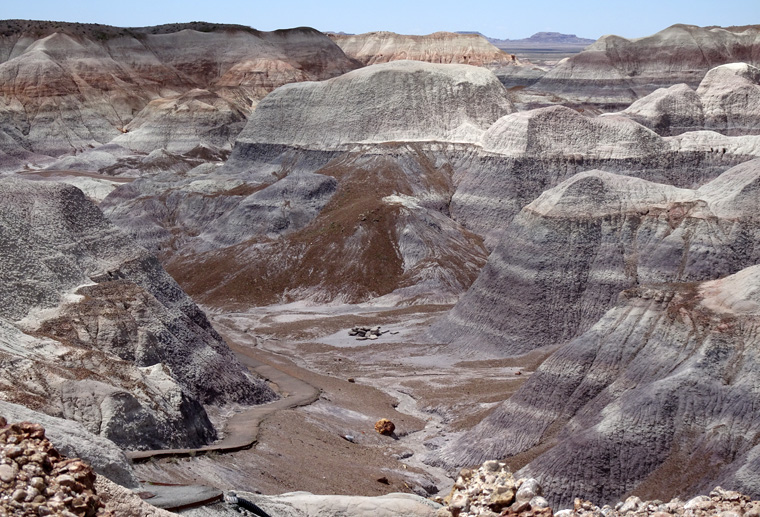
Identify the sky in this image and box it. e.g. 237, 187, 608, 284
2, 0, 759, 40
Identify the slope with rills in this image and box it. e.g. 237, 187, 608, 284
225, 60, 514, 159
430, 263, 760, 508
166, 144, 488, 308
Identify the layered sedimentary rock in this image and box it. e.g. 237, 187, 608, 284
0, 178, 274, 450
227, 60, 514, 157
451, 105, 760, 244
329, 31, 519, 67
618, 63, 760, 135
523, 24, 760, 108
110, 89, 247, 154
104, 60, 760, 308
0, 20, 358, 171
433, 262, 760, 507
109, 145, 489, 306
433, 159, 760, 356
102, 62, 514, 306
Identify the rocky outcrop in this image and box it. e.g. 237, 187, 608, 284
0, 20, 358, 170
433, 159, 760, 356
433, 263, 760, 507
436, 461, 760, 517
329, 31, 519, 68
0, 417, 112, 516
438, 461, 548, 517
617, 63, 760, 135
0, 178, 274, 450
523, 24, 760, 108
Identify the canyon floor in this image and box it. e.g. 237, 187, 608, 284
130, 302, 548, 501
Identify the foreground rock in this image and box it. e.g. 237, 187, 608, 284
0, 178, 274, 450
436, 462, 760, 517
0, 415, 173, 516
437, 461, 548, 517
0, 401, 137, 488
0, 417, 112, 516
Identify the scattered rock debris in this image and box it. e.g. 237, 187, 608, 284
437, 461, 760, 517
0, 415, 113, 516
348, 326, 392, 340
374, 419, 396, 436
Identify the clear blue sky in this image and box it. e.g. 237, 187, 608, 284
2, 0, 758, 40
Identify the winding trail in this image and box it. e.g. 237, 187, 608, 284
126, 347, 320, 462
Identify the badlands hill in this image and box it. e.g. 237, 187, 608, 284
104, 61, 512, 305
434, 261, 760, 508
0, 20, 358, 171
0, 178, 274, 450
523, 24, 760, 108
329, 31, 519, 67
432, 159, 760, 356
229, 60, 515, 152
101, 61, 760, 309
618, 63, 760, 135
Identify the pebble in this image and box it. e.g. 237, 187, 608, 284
0, 463, 15, 483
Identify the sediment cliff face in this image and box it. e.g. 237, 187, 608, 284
431, 159, 760, 355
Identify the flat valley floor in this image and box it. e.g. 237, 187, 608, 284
130, 303, 552, 498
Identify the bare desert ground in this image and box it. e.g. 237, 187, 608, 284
131, 302, 548, 498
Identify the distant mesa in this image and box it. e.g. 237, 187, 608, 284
489, 31, 596, 47
329, 30, 521, 68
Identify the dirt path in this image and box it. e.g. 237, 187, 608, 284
126, 347, 320, 462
